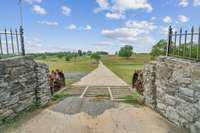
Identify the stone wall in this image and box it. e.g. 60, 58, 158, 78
144, 56, 200, 133
0, 56, 51, 124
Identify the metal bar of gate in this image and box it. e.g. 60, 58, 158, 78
190, 27, 194, 58
0, 34, 2, 55
20, 26, 25, 56
167, 26, 171, 56
5, 29, 9, 54
184, 30, 187, 57
10, 29, 14, 54
15, 29, 20, 54
178, 28, 182, 56
174, 31, 177, 55
198, 27, 200, 60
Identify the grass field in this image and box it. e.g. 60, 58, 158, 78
36, 56, 98, 85
36, 56, 97, 73
102, 54, 151, 85
36, 54, 151, 85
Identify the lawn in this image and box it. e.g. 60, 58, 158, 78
36, 56, 98, 85
102, 54, 151, 85
36, 56, 97, 73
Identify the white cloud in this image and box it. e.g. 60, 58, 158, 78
163, 16, 172, 23
160, 26, 169, 35
32, 5, 46, 15
179, 0, 189, 7
105, 12, 125, 20
113, 0, 153, 13
24, 0, 42, 4
177, 15, 190, 23
94, 0, 153, 20
101, 20, 156, 44
37, 21, 58, 26
61, 5, 71, 16
83, 25, 92, 31
151, 17, 156, 21
67, 24, 77, 30
25, 37, 73, 53
194, 0, 200, 6
94, 0, 110, 13
125, 20, 157, 33
91, 41, 114, 46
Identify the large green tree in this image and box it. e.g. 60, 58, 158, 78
150, 40, 167, 59
90, 53, 101, 63
118, 45, 133, 58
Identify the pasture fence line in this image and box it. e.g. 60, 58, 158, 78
166, 26, 200, 61
0, 26, 25, 58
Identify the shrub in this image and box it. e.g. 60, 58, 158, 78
150, 40, 167, 59
118, 45, 133, 58
90, 53, 101, 62
41, 54, 47, 60
65, 55, 71, 61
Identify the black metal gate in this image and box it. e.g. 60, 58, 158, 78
166, 26, 200, 61
0, 26, 25, 58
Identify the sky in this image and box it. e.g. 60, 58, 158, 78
0, 0, 200, 54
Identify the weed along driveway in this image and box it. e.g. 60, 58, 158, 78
6, 62, 188, 133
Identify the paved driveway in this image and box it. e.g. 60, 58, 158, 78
7, 97, 188, 133
73, 62, 128, 86
5, 62, 188, 133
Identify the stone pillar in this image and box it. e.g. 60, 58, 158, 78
34, 62, 51, 106
143, 61, 157, 109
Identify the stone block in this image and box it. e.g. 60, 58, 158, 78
166, 106, 180, 125
157, 102, 167, 112
0, 110, 13, 120
178, 87, 194, 102
190, 121, 200, 133
176, 100, 197, 122
165, 94, 176, 106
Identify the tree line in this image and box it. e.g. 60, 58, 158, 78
29, 50, 108, 62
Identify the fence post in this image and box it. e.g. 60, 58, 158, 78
5, 28, 9, 54
174, 31, 177, 55
0, 35, 2, 55
190, 26, 194, 58
166, 26, 172, 56
178, 28, 182, 56
10, 28, 14, 54
184, 30, 187, 57
15, 29, 20, 55
198, 27, 200, 60
20, 26, 25, 56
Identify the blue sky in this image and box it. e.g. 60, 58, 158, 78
0, 0, 200, 53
